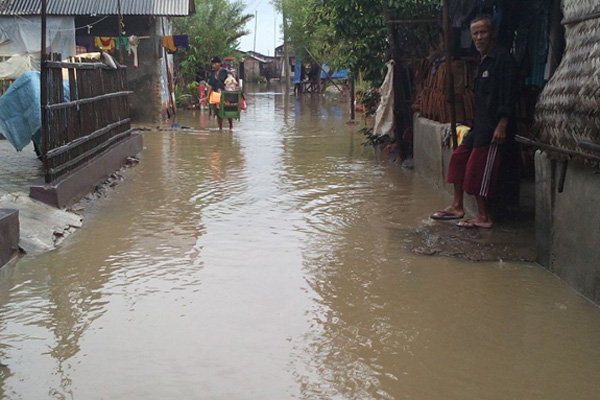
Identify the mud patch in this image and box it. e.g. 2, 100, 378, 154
407, 221, 536, 262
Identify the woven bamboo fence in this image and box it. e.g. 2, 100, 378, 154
42, 57, 133, 183
531, 0, 600, 161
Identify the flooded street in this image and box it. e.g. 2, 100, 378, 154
1, 85, 600, 399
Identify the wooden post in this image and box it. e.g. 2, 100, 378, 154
117, 0, 124, 63
349, 73, 355, 121
41, 0, 49, 181
442, 0, 458, 149
383, 6, 404, 142
282, 8, 290, 93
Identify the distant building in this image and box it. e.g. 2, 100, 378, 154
238, 51, 279, 80
275, 44, 296, 79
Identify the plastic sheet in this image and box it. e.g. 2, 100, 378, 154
0, 53, 40, 80
0, 71, 69, 153
0, 16, 75, 58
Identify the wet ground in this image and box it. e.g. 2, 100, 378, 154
1, 83, 600, 399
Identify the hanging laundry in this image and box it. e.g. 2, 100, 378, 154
128, 35, 140, 69
95, 36, 115, 53
173, 35, 189, 50
161, 36, 177, 52
114, 37, 130, 53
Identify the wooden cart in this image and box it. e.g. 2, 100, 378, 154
219, 90, 242, 120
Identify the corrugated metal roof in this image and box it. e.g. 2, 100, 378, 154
0, 0, 195, 16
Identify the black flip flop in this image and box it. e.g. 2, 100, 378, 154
431, 210, 464, 220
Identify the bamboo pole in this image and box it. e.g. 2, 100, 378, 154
442, 0, 458, 149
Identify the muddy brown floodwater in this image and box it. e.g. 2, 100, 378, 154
1, 84, 600, 400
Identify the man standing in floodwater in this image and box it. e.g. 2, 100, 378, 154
208, 56, 233, 130
430, 14, 518, 229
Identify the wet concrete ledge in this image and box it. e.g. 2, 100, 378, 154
30, 133, 143, 209
0, 209, 19, 267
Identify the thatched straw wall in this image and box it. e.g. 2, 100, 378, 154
533, 0, 600, 160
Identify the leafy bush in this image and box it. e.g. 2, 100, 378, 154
254, 76, 267, 84
357, 88, 381, 116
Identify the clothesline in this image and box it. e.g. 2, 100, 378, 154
76, 34, 189, 69
12, 14, 110, 32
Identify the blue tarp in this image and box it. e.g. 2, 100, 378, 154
320, 64, 348, 80
0, 71, 43, 152
0, 71, 69, 153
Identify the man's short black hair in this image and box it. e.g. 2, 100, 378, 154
211, 56, 221, 63
471, 14, 494, 30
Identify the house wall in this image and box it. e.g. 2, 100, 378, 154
535, 151, 600, 304
244, 59, 261, 80
124, 36, 163, 122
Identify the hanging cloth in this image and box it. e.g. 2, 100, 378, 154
173, 35, 189, 50
115, 37, 130, 53
128, 35, 140, 69
95, 36, 115, 53
373, 60, 396, 139
161, 36, 177, 52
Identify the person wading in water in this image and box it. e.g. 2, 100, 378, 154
207, 56, 233, 130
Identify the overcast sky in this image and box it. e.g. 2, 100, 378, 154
237, 0, 283, 56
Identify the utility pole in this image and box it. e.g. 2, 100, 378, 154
253, 11, 258, 52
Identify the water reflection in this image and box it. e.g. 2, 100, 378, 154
0, 84, 599, 399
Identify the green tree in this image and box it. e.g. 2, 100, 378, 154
280, 0, 440, 134
174, 0, 253, 84
278, 0, 439, 83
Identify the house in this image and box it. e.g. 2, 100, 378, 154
0, 0, 195, 122
238, 51, 266, 80
238, 51, 280, 81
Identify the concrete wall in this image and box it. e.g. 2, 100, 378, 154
122, 17, 173, 123
0, 209, 18, 267
535, 151, 600, 303
413, 115, 448, 189
412, 114, 478, 213
124, 35, 162, 123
